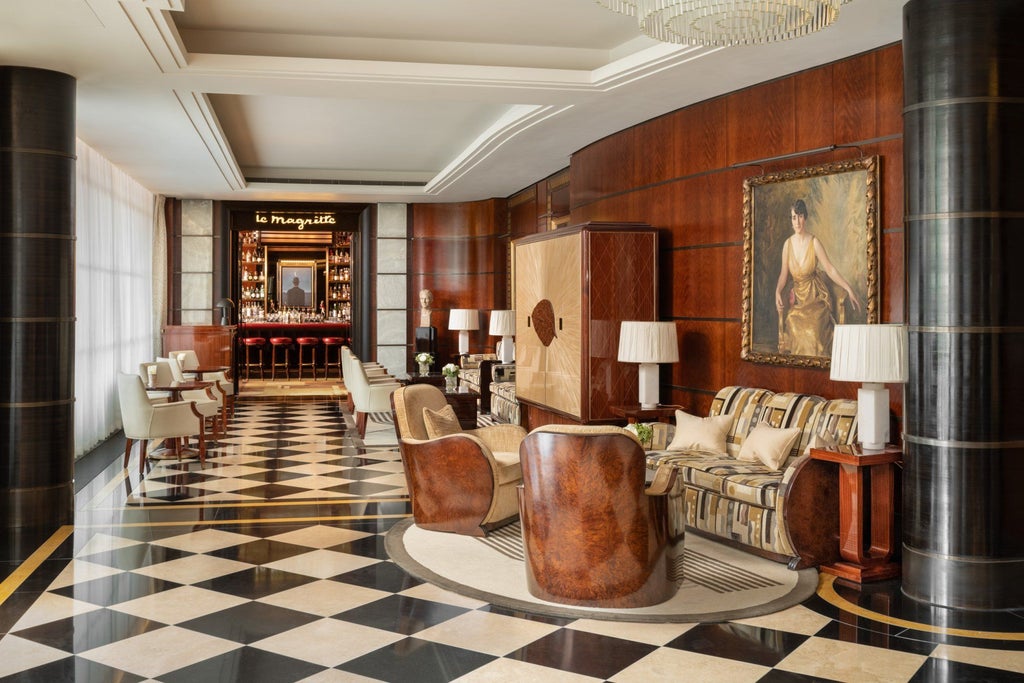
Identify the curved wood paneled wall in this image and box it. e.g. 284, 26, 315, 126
511, 45, 905, 419
410, 200, 509, 366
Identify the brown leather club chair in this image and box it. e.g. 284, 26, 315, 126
518, 425, 685, 608
391, 383, 526, 536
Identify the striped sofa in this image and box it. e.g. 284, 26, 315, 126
646, 386, 858, 567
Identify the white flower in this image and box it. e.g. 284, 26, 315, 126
414, 352, 433, 365
441, 363, 459, 378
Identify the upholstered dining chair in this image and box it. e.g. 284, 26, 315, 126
341, 348, 400, 436
168, 348, 235, 419
391, 383, 527, 536
159, 356, 226, 437
117, 372, 207, 475
517, 425, 685, 607
138, 361, 174, 404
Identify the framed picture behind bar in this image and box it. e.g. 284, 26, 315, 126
741, 156, 879, 369
278, 260, 316, 308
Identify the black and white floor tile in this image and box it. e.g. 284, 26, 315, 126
1, 394, 1021, 682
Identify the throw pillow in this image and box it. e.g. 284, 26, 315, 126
423, 404, 462, 438
738, 425, 802, 471
666, 410, 732, 454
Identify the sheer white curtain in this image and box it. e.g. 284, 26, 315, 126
74, 140, 156, 457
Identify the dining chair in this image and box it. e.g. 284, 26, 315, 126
167, 349, 235, 419
117, 372, 207, 475
159, 356, 226, 438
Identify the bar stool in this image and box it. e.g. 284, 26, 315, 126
270, 337, 293, 380
322, 337, 345, 380
296, 337, 319, 380
242, 337, 266, 380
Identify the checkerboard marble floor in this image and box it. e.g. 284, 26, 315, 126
0, 396, 1021, 682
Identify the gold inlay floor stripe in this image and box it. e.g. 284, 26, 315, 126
102, 495, 410, 512
75, 513, 411, 528
817, 574, 1024, 641
0, 525, 74, 607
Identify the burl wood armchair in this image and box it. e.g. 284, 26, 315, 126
518, 425, 684, 608
391, 383, 526, 536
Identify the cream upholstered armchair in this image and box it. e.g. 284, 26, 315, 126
168, 349, 235, 419
341, 347, 400, 437
159, 356, 226, 437
391, 383, 526, 536
117, 372, 207, 474
138, 361, 174, 404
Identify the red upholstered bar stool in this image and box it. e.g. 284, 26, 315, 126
242, 337, 266, 380
296, 337, 319, 380
321, 337, 345, 380
269, 337, 293, 380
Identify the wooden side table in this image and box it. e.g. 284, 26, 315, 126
609, 404, 683, 424
810, 445, 902, 583
443, 389, 479, 430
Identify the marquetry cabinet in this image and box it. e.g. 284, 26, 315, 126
514, 222, 658, 423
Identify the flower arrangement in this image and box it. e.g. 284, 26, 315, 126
441, 363, 460, 378
633, 422, 654, 446
414, 352, 434, 365
626, 422, 654, 448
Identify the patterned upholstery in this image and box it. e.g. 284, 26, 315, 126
809, 398, 859, 449
460, 368, 481, 393
647, 386, 858, 562
490, 381, 520, 425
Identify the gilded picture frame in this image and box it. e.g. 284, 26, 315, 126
741, 156, 880, 369
278, 260, 316, 309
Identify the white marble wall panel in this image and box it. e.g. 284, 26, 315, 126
377, 345, 406, 376
376, 203, 407, 238
377, 309, 405, 346
181, 235, 212, 273
181, 272, 211, 314
181, 309, 212, 325
375, 203, 407, 372
179, 199, 213, 323
181, 199, 213, 236
376, 238, 406, 274
376, 274, 406, 310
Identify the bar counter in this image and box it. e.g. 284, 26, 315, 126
238, 321, 352, 373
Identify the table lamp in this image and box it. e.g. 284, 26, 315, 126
617, 321, 679, 409
829, 324, 908, 451
488, 310, 516, 363
448, 308, 479, 356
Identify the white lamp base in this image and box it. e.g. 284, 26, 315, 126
499, 336, 514, 364
637, 363, 660, 410
458, 330, 469, 356
858, 382, 890, 451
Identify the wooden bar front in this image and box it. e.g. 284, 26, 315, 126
162, 325, 237, 368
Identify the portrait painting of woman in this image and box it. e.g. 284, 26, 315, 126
742, 158, 879, 368
775, 198, 862, 357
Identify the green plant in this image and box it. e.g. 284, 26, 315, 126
634, 422, 654, 446
441, 363, 460, 378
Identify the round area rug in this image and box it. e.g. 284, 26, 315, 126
385, 518, 817, 622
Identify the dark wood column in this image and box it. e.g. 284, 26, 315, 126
902, 0, 1024, 609
0, 67, 76, 548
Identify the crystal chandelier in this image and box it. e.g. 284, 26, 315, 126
596, 0, 851, 47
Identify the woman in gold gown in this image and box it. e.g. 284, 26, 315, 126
775, 199, 861, 356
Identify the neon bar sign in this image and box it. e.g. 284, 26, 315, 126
255, 212, 336, 229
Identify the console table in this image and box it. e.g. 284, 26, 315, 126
610, 404, 684, 424
809, 446, 902, 583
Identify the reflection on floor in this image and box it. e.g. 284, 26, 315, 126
0, 396, 1021, 682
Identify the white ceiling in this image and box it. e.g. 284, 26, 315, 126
0, 0, 903, 204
